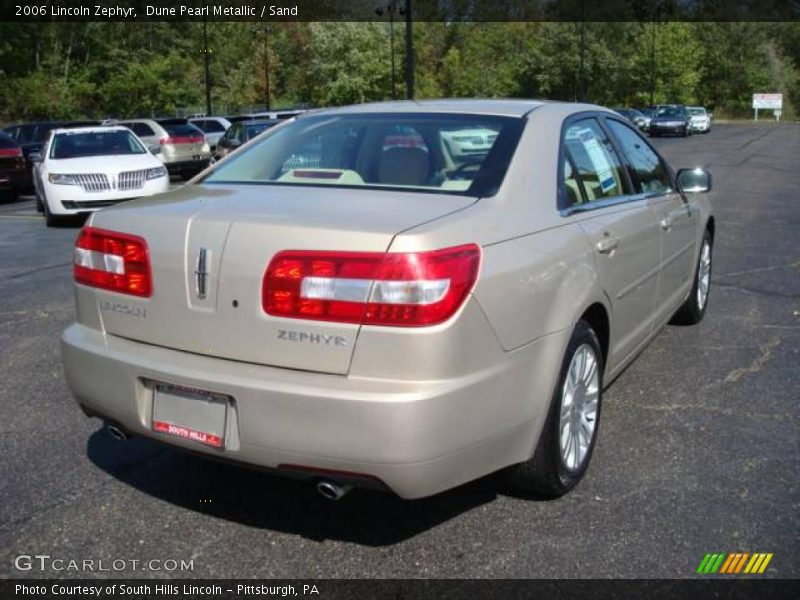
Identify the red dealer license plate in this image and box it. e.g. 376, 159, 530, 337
151, 383, 228, 449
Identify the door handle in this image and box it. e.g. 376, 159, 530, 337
596, 236, 619, 254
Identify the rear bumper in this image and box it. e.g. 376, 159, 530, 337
0, 169, 27, 192
61, 323, 567, 498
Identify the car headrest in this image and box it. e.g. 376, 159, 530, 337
378, 146, 429, 186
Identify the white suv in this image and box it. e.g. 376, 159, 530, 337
115, 119, 211, 179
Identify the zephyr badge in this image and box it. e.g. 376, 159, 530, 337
195, 248, 209, 299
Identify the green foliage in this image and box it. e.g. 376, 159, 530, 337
0, 22, 798, 122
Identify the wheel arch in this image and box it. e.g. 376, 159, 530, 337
578, 302, 610, 369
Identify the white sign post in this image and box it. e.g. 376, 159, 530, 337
753, 93, 783, 121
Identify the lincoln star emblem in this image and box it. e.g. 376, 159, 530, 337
195, 248, 209, 299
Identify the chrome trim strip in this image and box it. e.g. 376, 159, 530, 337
559, 193, 647, 217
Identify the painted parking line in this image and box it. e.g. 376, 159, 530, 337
0, 214, 43, 220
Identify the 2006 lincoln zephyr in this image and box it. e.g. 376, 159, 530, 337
62, 100, 714, 500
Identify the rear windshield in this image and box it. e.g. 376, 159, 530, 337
193, 120, 226, 133
0, 133, 18, 149
49, 130, 147, 159
204, 113, 524, 197
162, 123, 203, 137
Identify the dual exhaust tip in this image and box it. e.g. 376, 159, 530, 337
106, 423, 352, 500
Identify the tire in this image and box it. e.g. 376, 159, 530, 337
672, 230, 713, 325
507, 320, 603, 497
43, 195, 62, 227
35, 189, 44, 213
682, 126, 689, 137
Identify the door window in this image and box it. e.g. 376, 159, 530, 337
606, 119, 673, 194
562, 119, 629, 204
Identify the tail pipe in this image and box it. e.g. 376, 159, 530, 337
316, 479, 352, 501
106, 423, 129, 441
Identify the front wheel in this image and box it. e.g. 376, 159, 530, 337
672, 231, 712, 325
507, 320, 603, 497
43, 195, 63, 227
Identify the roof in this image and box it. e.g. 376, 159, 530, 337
314, 99, 550, 118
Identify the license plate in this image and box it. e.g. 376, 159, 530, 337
152, 383, 228, 448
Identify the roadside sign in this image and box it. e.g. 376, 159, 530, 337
752, 93, 783, 109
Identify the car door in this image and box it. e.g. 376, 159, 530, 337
561, 117, 662, 371
605, 118, 697, 325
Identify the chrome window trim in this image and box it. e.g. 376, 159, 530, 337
559, 193, 647, 217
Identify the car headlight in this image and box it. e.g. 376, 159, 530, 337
48, 173, 78, 185
145, 166, 168, 180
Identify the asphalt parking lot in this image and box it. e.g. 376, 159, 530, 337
1, 123, 798, 579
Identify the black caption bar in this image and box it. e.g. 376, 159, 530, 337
1, 0, 798, 22
4, 579, 800, 600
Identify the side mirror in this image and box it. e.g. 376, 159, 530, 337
29, 152, 43, 163
677, 168, 712, 193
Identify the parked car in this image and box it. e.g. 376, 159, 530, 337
440, 126, 498, 159
649, 105, 693, 137
62, 100, 714, 500
114, 118, 211, 179
214, 119, 279, 160
3, 121, 100, 191
32, 126, 170, 226
613, 108, 649, 132
188, 116, 232, 151
686, 106, 712, 133
0, 131, 27, 202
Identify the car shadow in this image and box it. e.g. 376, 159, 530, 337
86, 426, 509, 546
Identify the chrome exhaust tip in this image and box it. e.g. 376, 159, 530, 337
316, 480, 352, 501
106, 424, 128, 441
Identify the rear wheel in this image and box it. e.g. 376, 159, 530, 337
672, 230, 712, 325
507, 320, 603, 497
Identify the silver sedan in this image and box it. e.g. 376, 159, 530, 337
62, 100, 714, 500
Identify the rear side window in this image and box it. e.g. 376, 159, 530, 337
563, 119, 629, 204
606, 120, 673, 195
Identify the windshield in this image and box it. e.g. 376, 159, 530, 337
687, 107, 706, 116
49, 130, 147, 159
656, 107, 685, 118
245, 122, 276, 139
204, 113, 524, 197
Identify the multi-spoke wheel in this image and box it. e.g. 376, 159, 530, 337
508, 320, 604, 497
673, 229, 713, 325
559, 344, 600, 472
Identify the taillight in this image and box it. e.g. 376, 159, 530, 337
160, 136, 204, 145
0, 147, 22, 157
263, 244, 480, 327
74, 227, 152, 297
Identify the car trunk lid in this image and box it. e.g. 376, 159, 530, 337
85, 183, 476, 374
